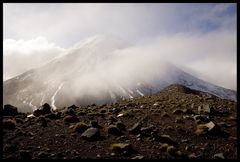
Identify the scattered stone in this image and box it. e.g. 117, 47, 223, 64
153, 102, 160, 106
213, 153, 225, 159
175, 116, 184, 123
81, 128, 100, 141
158, 135, 177, 146
116, 121, 126, 131
195, 121, 229, 137
198, 104, 210, 115
107, 115, 118, 122
33, 103, 52, 117
110, 143, 133, 155
188, 153, 197, 159
15, 113, 27, 120
193, 115, 210, 123
3, 119, 16, 130
164, 126, 174, 131
160, 143, 169, 152
36, 151, 51, 159
173, 109, 184, 115
129, 122, 142, 134
183, 115, 194, 121
166, 146, 177, 156
63, 115, 79, 123
91, 120, 102, 128
19, 150, 32, 159
131, 155, 144, 159
45, 113, 57, 120
161, 111, 170, 118
182, 108, 194, 114
3, 104, 18, 116
74, 122, 89, 133
68, 104, 79, 110
140, 125, 154, 137
107, 125, 122, 136
65, 108, 76, 116
4, 143, 19, 153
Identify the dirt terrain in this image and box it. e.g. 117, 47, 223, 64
2, 84, 237, 159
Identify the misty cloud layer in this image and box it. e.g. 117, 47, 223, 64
3, 3, 236, 91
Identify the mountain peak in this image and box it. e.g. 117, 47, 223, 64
71, 34, 130, 51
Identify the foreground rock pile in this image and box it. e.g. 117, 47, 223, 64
2, 84, 237, 159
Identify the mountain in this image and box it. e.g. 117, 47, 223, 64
3, 35, 236, 113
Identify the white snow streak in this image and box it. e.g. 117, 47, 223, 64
136, 89, 144, 96
51, 82, 64, 110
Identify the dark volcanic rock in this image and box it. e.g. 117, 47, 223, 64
110, 143, 134, 155
107, 125, 123, 136
63, 115, 79, 123
3, 104, 18, 116
81, 128, 100, 141
74, 122, 89, 133
91, 120, 102, 128
19, 150, 32, 159
3, 119, 16, 130
68, 104, 79, 110
158, 135, 178, 146
129, 122, 142, 135
33, 103, 52, 117
196, 121, 229, 138
65, 108, 76, 116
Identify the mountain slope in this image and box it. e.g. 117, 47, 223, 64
2, 84, 237, 159
3, 35, 236, 113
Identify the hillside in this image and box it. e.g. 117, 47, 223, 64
2, 84, 237, 159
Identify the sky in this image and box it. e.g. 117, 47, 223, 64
3, 3, 237, 90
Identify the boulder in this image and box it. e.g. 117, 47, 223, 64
33, 103, 52, 117
110, 143, 133, 155
3, 104, 18, 116
65, 108, 76, 116
81, 128, 100, 141
195, 121, 229, 137
63, 115, 79, 123
74, 122, 89, 133
3, 119, 16, 130
107, 125, 122, 136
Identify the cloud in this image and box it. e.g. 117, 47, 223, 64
3, 36, 65, 80
4, 3, 236, 47
3, 3, 236, 91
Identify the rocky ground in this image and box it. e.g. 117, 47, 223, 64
2, 84, 237, 159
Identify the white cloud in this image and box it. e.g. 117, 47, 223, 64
3, 3, 236, 91
4, 36, 65, 55
3, 36, 65, 80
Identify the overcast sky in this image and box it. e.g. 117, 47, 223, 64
3, 3, 237, 90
